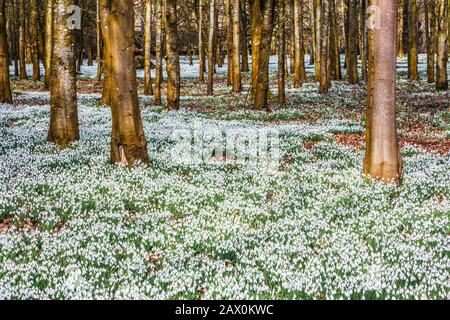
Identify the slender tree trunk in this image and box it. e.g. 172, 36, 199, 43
48, 0, 79, 146
278, 0, 286, 106
319, 0, 330, 93
313, 0, 321, 81
252, 0, 276, 110
198, 0, 205, 82
232, 0, 242, 92
251, 0, 262, 95
364, 0, 402, 184
144, 0, 154, 95
347, 0, 359, 83
360, 0, 367, 81
289, 0, 295, 74
435, 0, 448, 90
100, 1, 112, 105
0, 0, 12, 103
95, 0, 102, 82
330, 0, 341, 79
165, 0, 180, 108
226, 0, 233, 85
154, 0, 163, 105
426, 0, 435, 83
100, 0, 149, 164
293, 0, 303, 87
240, 0, 249, 72
30, 0, 40, 81
44, 0, 53, 89
207, 0, 216, 95
408, 0, 419, 80
397, 1, 405, 56
19, 0, 27, 80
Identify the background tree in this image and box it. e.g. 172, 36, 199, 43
408, 0, 419, 80
232, 0, 242, 92
347, 0, 359, 84
165, 0, 180, 109
364, 0, 402, 184
154, 0, 163, 105
18, 0, 26, 80
144, 0, 154, 95
0, 0, 12, 103
30, 0, 40, 82
278, 0, 286, 106
44, 0, 53, 89
48, 0, 79, 146
207, 0, 216, 95
435, 0, 448, 90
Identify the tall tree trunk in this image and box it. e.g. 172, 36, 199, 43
289, 0, 295, 74
232, 0, 242, 92
19, 0, 27, 80
397, 0, 405, 57
364, 0, 402, 184
0, 0, 12, 103
360, 0, 368, 81
48, 0, 79, 146
319, 0, 330, 93
100, 0, 112, 105
278, 0, 286, 106
425, 0, 435, 83
165, 0, 180, 109
330, 0, 341, 79
154, 0, 163, 105
240, 0, 249, 72
198, 0, 205, 82
30, 0, 40, 81
436, 0, 448, 90
252, 0, 276, 110
293, 0, 303, 88
100, 0, 149, 164
347, 0, 359, 83
207, 0, 216, 95
95, 0, 102, 82
408, 0, 419, 80
313, 0, 321, 81
226, 0, 233, 85
144, 0, 154, 95
44, 0, 53, 89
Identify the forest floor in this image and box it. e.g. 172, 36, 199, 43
0, 55, 448, 299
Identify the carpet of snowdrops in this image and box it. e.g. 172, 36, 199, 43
0, 55, 449, 300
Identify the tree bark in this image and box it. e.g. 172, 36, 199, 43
278, 0, 286, 106
154, 0, 163, 105
144, 0, 154, 95
425, 0, 435, 83
293, 0, 304, 88
48, 0, 79, 146
251, 0, 276, 110
19, 0, 27, 80
30, 0, 40, 82
198, 0, 205, 82
397, 1, 405, 57
44, 0, 53, 89
207, 0, 216, 95
232, 0, 242, 92
347, 0, 359, 83
319, 0, 330, 93
360, 0, 368, 81
240, 0, 249, 72
364, 0, 402, 184
408, 0, 419, 80
436, 0, 448, 90
165, 0, 180, 109
330, 0, 341, 80
0, 0, 12, 103
226, 0, 233, 85
100, 0, 112, 105
95, 0, 102, 82
100, 0, 149, 164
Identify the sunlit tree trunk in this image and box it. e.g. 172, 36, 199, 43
397, 1, 405, 57
278, 0, 286, 106
100, 1, 112, 105
425, 0, 435, 83
226, 0, 233, 85
232, 0, 242, 92
347, 0, 359, 83
198, 0, 205, 82
48, 0, 79, 146
364, 0, 402, 184
207, 0, 216, 95
165, 0, 180, 109
144, 0, 154, 95
293, 0, 303, 88
30, 0, 40, 82
435, 0, 448, 90
19, 0, 27, 80
319, 0, 330, 93
313, 0, 321, 81
154, 0, 163, 105
100, 0, 149, 164
0, 0, 11, 103
44, 0, 53, 89
408, 0, 419, 80
240, 0, 249, 72
251, 0, 276, 110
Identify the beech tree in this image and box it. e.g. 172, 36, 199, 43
144, 0, 154, 96
44, 0, 53, 89
232, 0, 241, 92
165, 0, 180, 109
30, 0, 40, 82
100, 0, 149, 164
207, 0, 216, 95
0, 0, 12, 103
48, 0, 79, 145
408, 0, 419, 80
364, 0, 402, 184
435, 0, 448, 90
154, 0, 163, 105
347, 0, 359, 84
